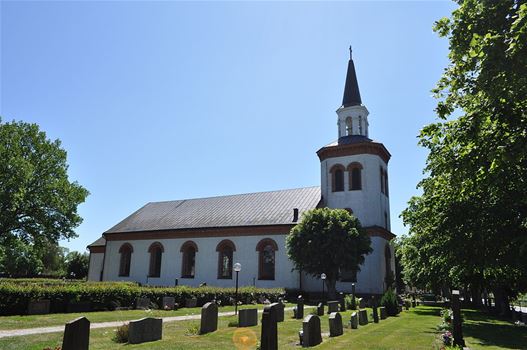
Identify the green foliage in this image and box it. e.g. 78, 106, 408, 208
286, 208, 372, 299
64, 251, 89, 279
380, 288, 399, 316
112, 323, 129, 343
0, 118, 89, 246
0, 279, 284, 316
400, 0, 527, 302
227, 320, 238, 327
185, 322, 200, 336
344, 294, 357, 310
0, 238, 43, 276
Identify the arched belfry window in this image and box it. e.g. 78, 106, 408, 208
256, 239, 278, 280
380, 167, 386, 194
118, 243, 133, 277
148, 242, 164, 278
330, 164, 345, 192
216, 240, 236, 279
358, 116, 363, 135
347, 162, 363, 190
180, 241, 198, 278
345, 117, 353, 136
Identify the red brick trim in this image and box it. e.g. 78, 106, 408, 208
364, 226, 396, 240
148, 241, 165, 253
180, 240, 198, 252
215, 239, 236, 252
88, 246, 105, 253
118, 243, 133, 253
317, 142, 391, 163
255, 238, 279, 251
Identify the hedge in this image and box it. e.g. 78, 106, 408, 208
0, 280, 285, 316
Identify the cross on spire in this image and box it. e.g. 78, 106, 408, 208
349, 45, 352, 60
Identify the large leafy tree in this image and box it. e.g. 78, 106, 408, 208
0, 118, 89, 245
286, 208, 372, 299
65, 251, 89, 279
401, 0, 527, 313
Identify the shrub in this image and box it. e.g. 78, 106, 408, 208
345, 294, 357, 310
228, 320, 239, 327
185, 323, 200, 336
112, 323, 129, 343
380, 288, 399, 316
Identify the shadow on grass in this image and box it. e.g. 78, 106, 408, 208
462, 310, 527, 349
410, 308, 441, 317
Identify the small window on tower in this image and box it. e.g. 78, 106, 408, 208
345, 117, 353, 136
330, 164, 345, 192
358, 116, 363, 135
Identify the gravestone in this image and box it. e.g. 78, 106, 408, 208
136, 297, 150, 310
128, 317, 163, 344
358, 309, 368, 325
260, 303, 280, 350
328, 312, 343, 337
372, 306, 379, 323
316, 303, 324, 316
185, 298, 198, 308
379, 306, 387, 320
295, 296, 304, 319
339, 292, 346, 311
200, 302, 218, 334
276, 300, 285, 322
302, 315, 322, 347
162, 296, 175, 310
358, 298, 366, 309
61, 317, 90, 350
350, 312, 358, 329
327, 301, 339, 314
238, 308, 258, 327
27, 300, 50, 315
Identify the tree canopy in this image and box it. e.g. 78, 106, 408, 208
286, 208, 372, 299
0, 118, 89, 244
400, 0, 527, 312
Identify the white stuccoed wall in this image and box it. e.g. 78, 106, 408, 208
320, 153, 390, 230
88, 252, 104, 281
101, 234, 299, 289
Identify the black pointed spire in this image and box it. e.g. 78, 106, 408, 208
342, 46, 362, 107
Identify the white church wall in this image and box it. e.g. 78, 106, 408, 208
102, 234, 299, 289
87, 252, 104, 281
301, 236, 388, 295
321, 153, 390, 229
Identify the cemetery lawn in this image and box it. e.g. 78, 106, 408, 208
0, 306, 526, 349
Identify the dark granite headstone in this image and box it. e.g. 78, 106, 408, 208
260, 303, 279, 350
327, 301, 339, 314
316, 303, 324, 316
302, 315, 322, 347
200, 302, 218, 334
162, 297, 175, 310
358, 298, 366, 309
329, 312, 343, 337
276, 300, 285, 322
61, 317, 90, 350
27, 300, 50, 315
379, 306, 387, 319
373, 306, 379, 323
358, 309, 368, 325
238, 308, 258, 327
185, 298, 198, 308
128, 317, 162, 344
295, 296, 304, 319
136, 297, 150, 310
350, 312, 358, 329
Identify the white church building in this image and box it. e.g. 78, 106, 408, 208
87, 51, 395, 295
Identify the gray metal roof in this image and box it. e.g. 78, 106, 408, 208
87, 236, 106, 247
105, 186, 322, 234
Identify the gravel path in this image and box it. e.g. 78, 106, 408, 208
0, 307, 294, 339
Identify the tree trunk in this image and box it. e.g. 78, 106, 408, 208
493, 287, 511, 317
471, 287, 482, 308
326, 278, 337, 300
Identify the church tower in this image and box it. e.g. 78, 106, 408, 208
316, 49, 394, 294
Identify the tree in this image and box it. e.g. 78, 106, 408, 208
286, 208, 372, 299
401, 0, 527, 314
65, 251, 89, 279
0, 118, 89, 244
0, 237, 44, 276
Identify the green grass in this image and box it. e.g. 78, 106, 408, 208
0, 306, 525, 349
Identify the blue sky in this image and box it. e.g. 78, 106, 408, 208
1, 1, 455, 253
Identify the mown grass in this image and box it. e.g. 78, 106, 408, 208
0, 306, 525, 349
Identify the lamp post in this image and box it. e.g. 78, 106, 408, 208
321, 273, 327, 305
234, 263, 242, 315
352, 282, 356, 309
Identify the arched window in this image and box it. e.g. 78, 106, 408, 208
118, 243, 133, 277
256, 239, 278, 280
347, 162, 363, 190
345, 117, 353, 136
384, 211, 388, 230
148, 242, 164, 278
330, 164, 345, 192
180, 241, 198, 278
216, 240, 236, 279
384, 170, 389, 197
380, 167, 386, 194
358, 116, 363, 135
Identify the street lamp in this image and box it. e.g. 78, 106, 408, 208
234, 263, 242, 315
321, 273, 327, 305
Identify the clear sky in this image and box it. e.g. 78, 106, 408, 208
1, 1, 456, 253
